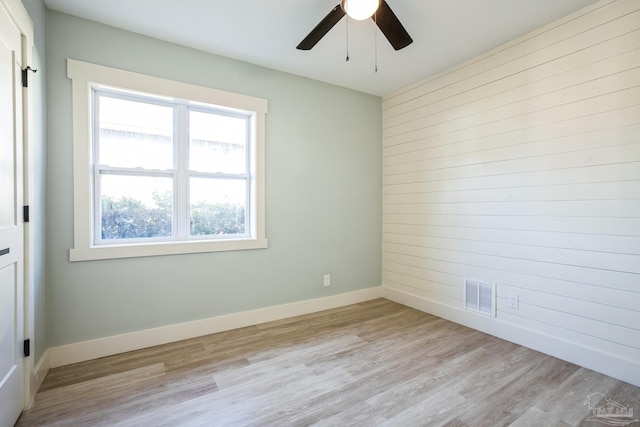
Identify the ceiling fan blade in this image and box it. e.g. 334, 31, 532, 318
297, 5, 346, 50
373, 0, 413, 50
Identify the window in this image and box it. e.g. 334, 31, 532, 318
68, 59, 268, 261
95, 89, 251, 242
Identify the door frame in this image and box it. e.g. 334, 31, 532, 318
1, 0, 35, 410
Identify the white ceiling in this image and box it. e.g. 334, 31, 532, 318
42, 0, 600, 96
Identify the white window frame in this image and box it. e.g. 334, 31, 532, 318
68, 59, 268, 261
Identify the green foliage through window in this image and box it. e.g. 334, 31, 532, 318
101, 192, 245, 239
191, 201, 245, 236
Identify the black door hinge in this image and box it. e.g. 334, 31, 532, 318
22, 66, 37, 88
23, 206, 29, 223
24, 339, 30, 357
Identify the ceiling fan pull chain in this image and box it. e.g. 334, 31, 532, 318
346, 16, 350, 62
374, 11, 378, 73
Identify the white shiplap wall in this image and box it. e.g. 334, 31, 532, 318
382, 0, 640, 387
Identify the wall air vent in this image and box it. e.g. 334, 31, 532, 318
464, 278, 496, 317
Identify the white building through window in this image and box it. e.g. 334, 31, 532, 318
68, 60, 268, 261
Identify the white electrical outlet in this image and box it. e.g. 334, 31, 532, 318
323, 274, 331, 287
507, 293, 519, 309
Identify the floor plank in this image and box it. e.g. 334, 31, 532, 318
16, 299, 640, 426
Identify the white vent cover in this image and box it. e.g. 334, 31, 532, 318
464, 278, 496, 317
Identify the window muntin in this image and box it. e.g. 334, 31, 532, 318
92, 87, 254, 245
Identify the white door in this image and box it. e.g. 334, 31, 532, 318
0, 3, 25, 427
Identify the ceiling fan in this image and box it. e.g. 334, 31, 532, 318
297, 0, 413, 51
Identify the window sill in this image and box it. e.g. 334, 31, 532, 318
69, 238, 268, 262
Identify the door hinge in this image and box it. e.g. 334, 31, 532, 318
23, 205, 29, 223
22, 66, 37, 88
24, 339, 30, 357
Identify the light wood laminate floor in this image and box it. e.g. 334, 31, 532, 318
16, 299, 640, 426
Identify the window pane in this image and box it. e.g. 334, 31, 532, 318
100, 174, 173, 240
189, 110, 247, 174
98, 95, 173, 169
190, 178, 247, 237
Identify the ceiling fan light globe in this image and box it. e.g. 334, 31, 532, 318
342, 0, 380, 20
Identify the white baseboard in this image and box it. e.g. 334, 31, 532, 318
48, 287, 383, 368
383, 286, 640, 388
26, 349, 50, 408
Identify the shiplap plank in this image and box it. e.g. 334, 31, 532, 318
497, 284, 640, 330
382, 271, 460, 302
383, 214, 640, 237
385, 72, 640, 148
381, 279, 461, 309
383, 242, 640, 293
384, 181, 640, 205
384, 142, 640, 179
385, 42, 640, 130
495, 299, 640, 350
384, 86, 640, 148
385, 50, 640, 136
385, 116, 640, 170
384, 103, 640, 158
385, 122, 640, 177
383, 145, 640, 185
382, 223, 640, 255
383, 265, 461, 291
384, 0, 638, 111
382, 257, 640, 312
383, 232, 640, 275
386, 108, 640, 177
383, 162, 640, 194
383, 0, 627, 108
384, 141, 640, 182
382, 199, 640, 217
383, 199, 640, 219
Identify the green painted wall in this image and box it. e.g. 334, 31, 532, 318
46, 11, 382, 346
